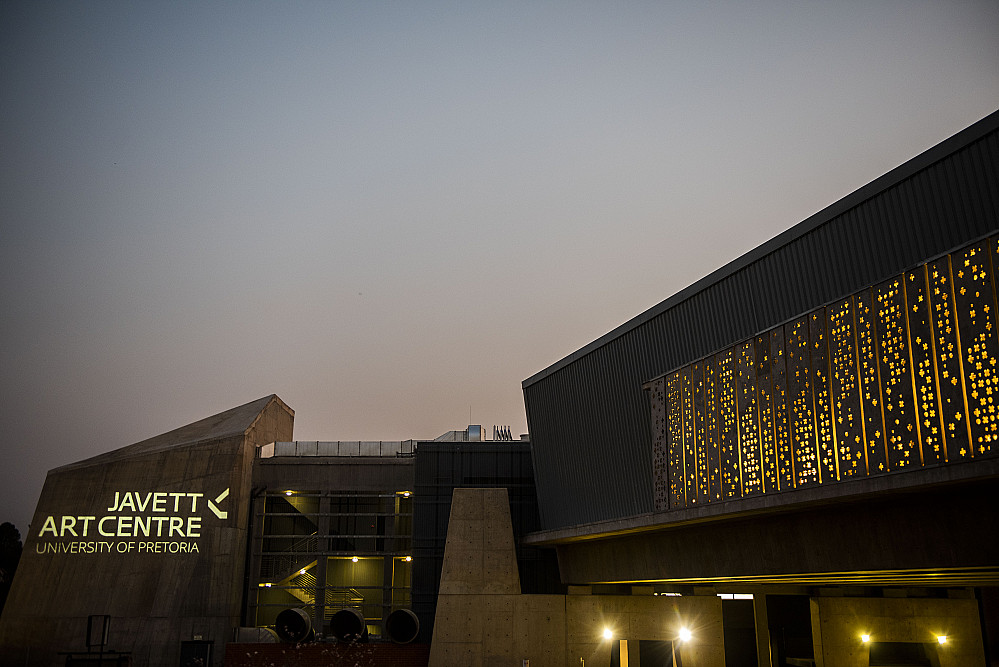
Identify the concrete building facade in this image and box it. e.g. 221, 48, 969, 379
0, 396, 294, 666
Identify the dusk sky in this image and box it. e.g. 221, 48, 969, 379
2, 1, 997, 536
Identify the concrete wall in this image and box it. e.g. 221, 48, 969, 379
433, 593, 567, 666
0, 396, 293, 667
566, 593, 724, 667
430, 488, 725, 667
811, 596, 986, 667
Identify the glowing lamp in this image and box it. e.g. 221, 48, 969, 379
602, 628, 613, 640
404, 555, 412, 562
937, 635, 947, 644
351, 556, 359, 563
861, 634, 871, 643
678, 627, 692, 642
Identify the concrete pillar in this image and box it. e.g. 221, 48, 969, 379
313, 495, 330, 630
753, 593, 772, 667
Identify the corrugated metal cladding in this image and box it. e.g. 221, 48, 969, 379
524, 111, 999, 532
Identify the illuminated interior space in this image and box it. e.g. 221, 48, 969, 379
247, 488, 413, 636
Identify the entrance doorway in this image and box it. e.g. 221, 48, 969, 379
610, 639, 679, 666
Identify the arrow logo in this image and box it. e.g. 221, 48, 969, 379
208, 488, 229, 519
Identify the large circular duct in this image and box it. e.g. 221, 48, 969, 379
275, 607, 312, 643
385, 608, 420, 644
330, 608, 368, 642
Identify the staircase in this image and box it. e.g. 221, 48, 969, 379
260, 534, 319, 581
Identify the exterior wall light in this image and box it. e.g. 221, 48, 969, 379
937, 635, 947, 644
861, 634, 871, 643
299, 568, 306, 575
404, 555, 412, 562
285, 490, 293, 496
678, 628, 692, 643
351, 556, 359, 563
602, 628, 613, 640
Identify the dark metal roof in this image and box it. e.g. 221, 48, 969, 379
523, 110, 999, 531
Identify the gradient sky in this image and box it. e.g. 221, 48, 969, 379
2, 1, 998, 536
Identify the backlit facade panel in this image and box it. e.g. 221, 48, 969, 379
649, 238, 999, 510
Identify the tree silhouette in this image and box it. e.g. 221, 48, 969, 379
0, 522, 23, 615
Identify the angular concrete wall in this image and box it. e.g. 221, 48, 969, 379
0, 396, 293, 667
437, 487, 521, 596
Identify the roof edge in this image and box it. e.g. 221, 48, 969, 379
523, 108, 999, 389
51, 394, 290, 474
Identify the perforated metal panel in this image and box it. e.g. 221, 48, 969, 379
646, 237, 999, 511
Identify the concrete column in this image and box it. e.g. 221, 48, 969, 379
753, 593, 772, 667
243, 491, 265, 626
314, 495, 330, 630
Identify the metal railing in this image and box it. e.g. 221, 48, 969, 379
258, 440, 417, 458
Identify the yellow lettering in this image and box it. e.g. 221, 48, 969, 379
135, 493, 152, 512
60, 516, 78, 537
39, 516, 58, 537
169, 492, 184, 512
118, 493, 136, 512
98, 516, 116, 537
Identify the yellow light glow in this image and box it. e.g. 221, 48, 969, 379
937, 635, 947, 644
285, 490, 293, 496
404, 555, 412, 562
351, 556, 359, 563
264, 583, 272, 587
861, 634, 870, 643
678, 628, 692, 643
602, 628, 613, 640
299, 568, 306, 575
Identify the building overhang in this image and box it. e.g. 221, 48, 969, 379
525, 457, 999, 547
